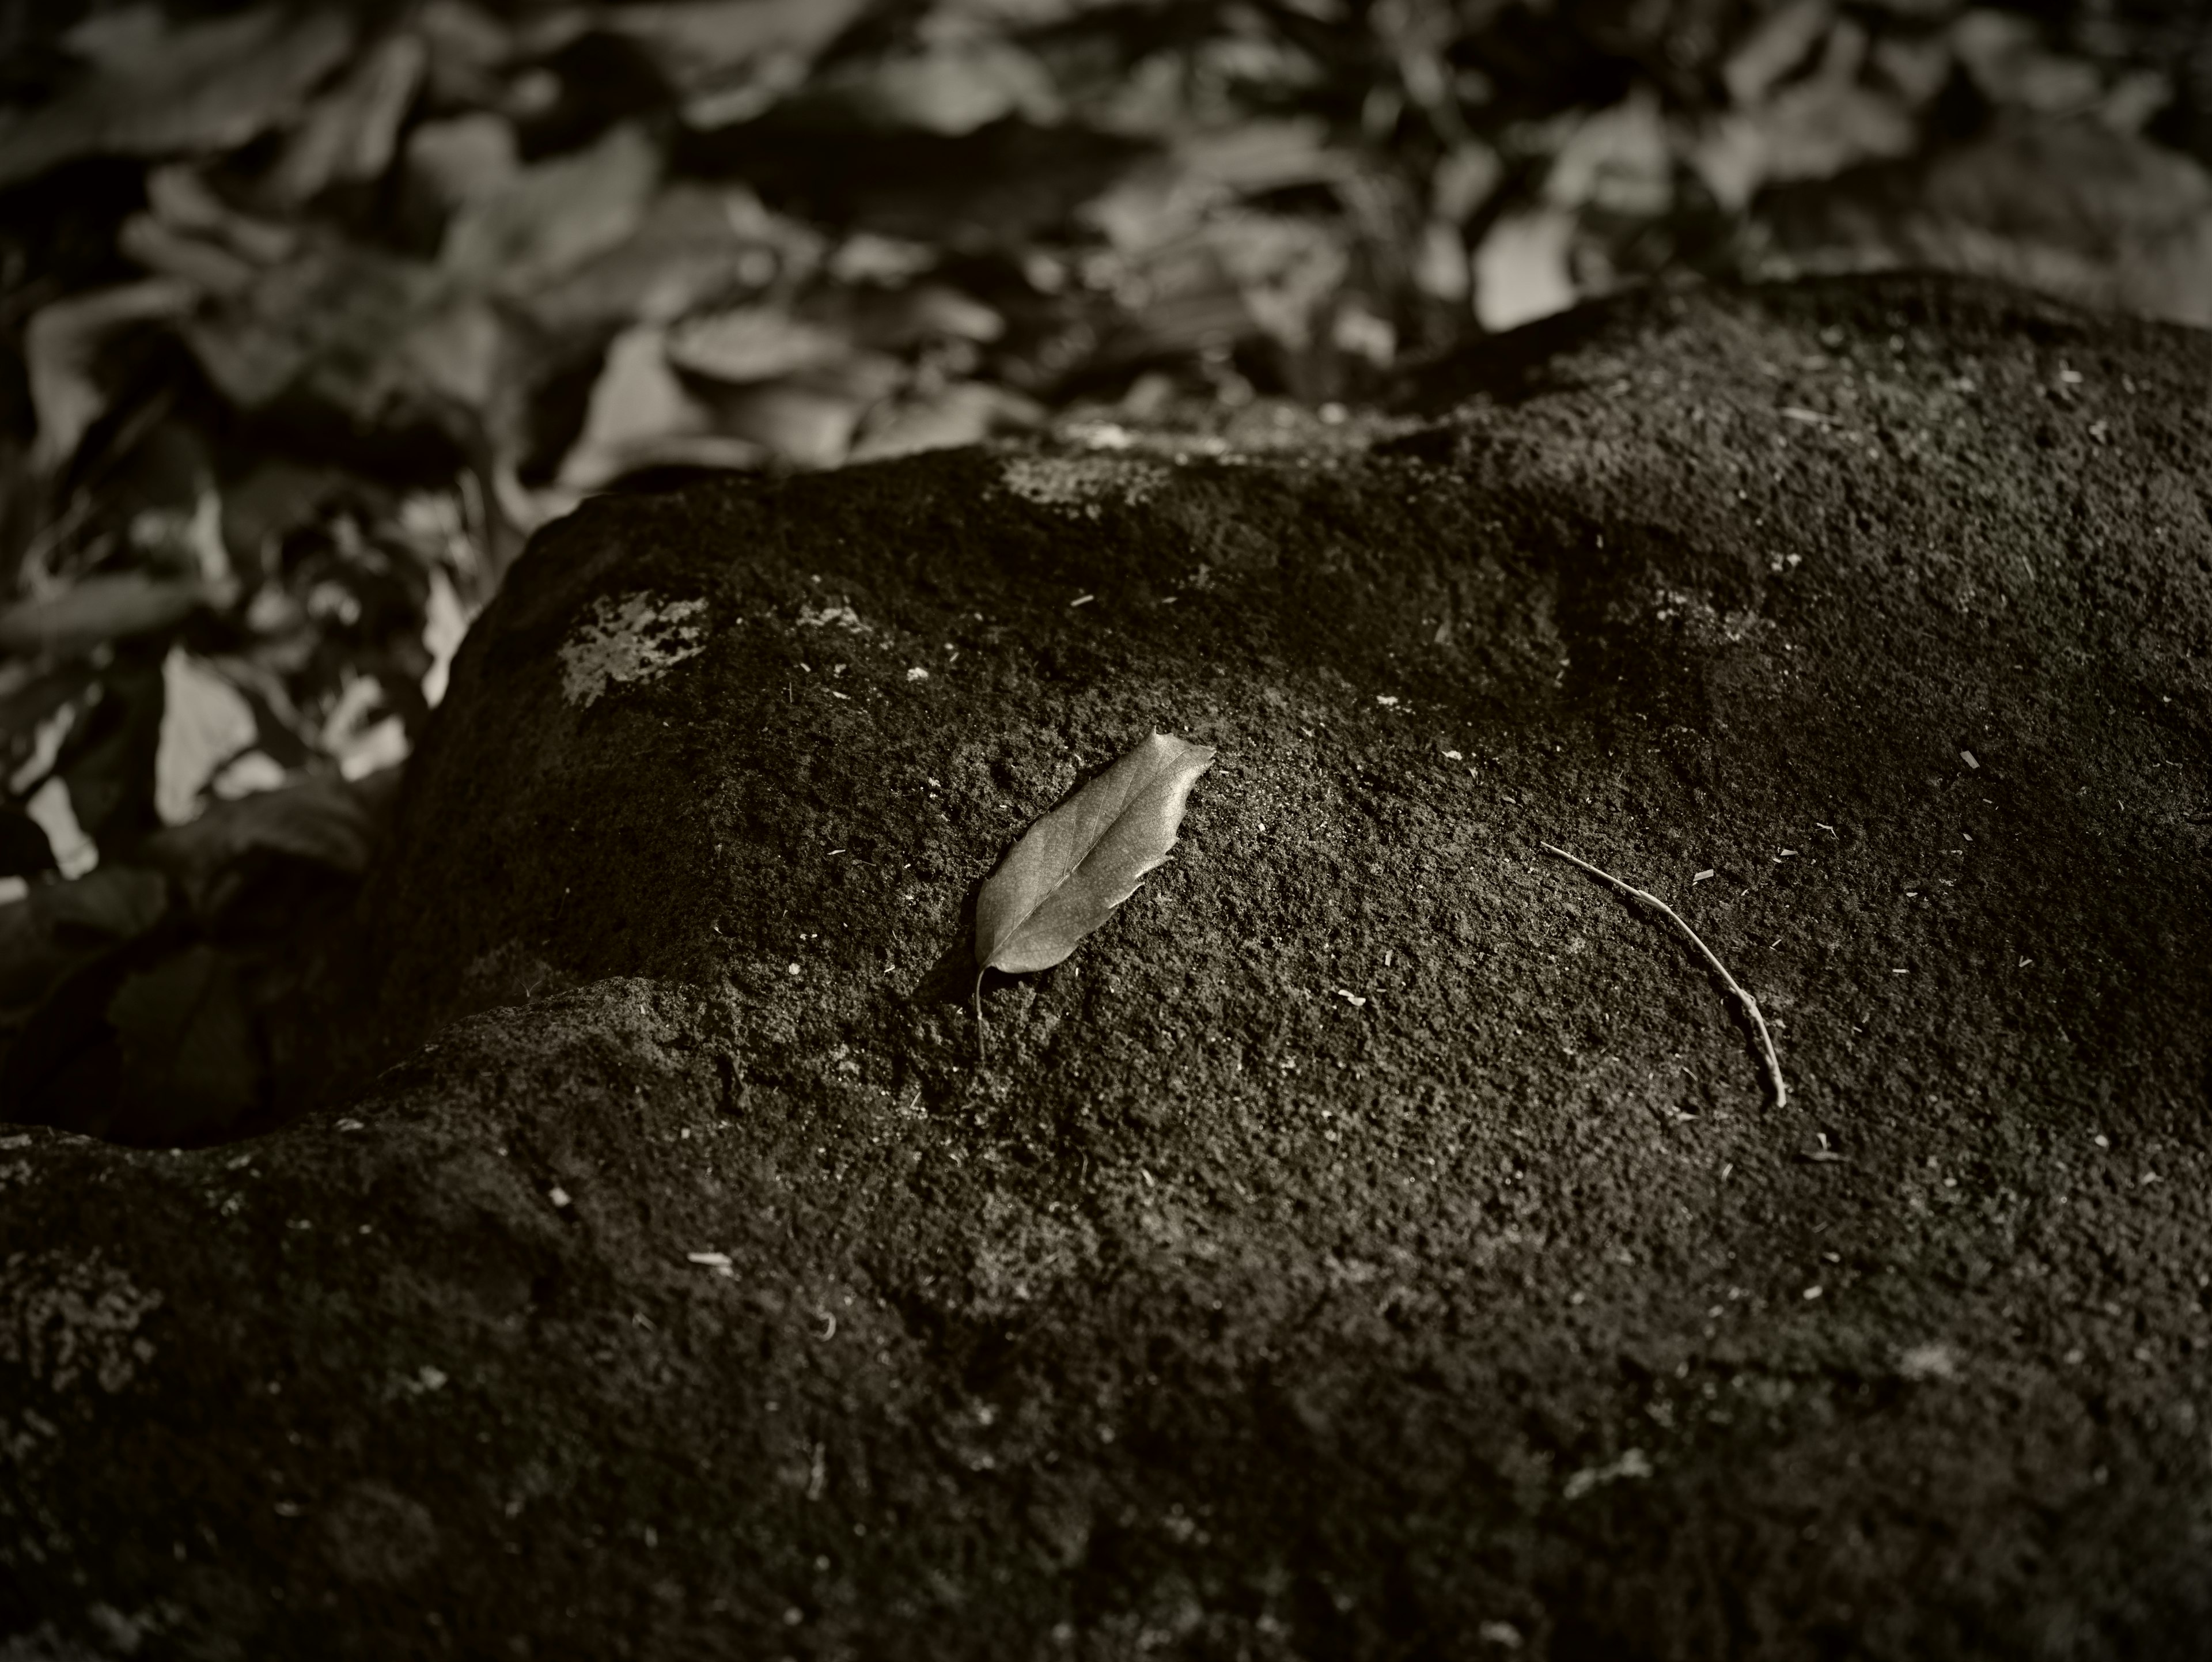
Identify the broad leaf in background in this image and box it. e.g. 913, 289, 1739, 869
23, 280, 196, 473
56, 654, 165, 848
973, 730, 1214, 1047
0, 864, 170, 1033
154, 650, 257, 825
143, 769, 389, 917
0, 6, 354, 189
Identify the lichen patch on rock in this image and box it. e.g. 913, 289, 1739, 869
1001, 454, 1170, 518
0, 1250, 162, 1395
557, 591, 708, 707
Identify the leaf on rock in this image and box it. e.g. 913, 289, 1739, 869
972, 730, 1214, 1050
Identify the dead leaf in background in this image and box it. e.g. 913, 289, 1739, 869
0, 574, 218, 659
972, 731, 1215, 1050
525, 184, 787, 332
440, 122, 663, 298
559, 323, 722, 490
144, 771, 385, 915
145, 165, 297, 264
182, 240, 461, 420
402, 112, 522, 221
1474, 208, 1577, 332
154, 650, 257, 826
1761, 115, 2212, 327
269, 30, 428, 205
24, 281, 197, 472
119, 213, 262, 297
35, 864, 171, 941
0, 6, 354, 189
585, 0, 872, 92
1724, 0, 1834, 105
849, 380, 1041, 460
666, 306, 852, 383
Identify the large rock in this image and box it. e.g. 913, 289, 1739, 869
5, 272, 2210, 1660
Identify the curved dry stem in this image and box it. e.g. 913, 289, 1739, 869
1539, 842, 1788, 1110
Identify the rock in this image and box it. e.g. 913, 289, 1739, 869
5, 272, 2210, 1659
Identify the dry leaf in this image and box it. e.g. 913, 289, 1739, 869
23, 281, 197, 472
269, 30, 427, 205
0, 573, 221, 659
0, 7, 354, 190
972, 731, 1214, 1051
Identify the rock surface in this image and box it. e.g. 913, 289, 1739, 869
5, 272, 2211, 1661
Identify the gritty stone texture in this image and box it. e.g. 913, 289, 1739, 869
4, 273, 2211, 1660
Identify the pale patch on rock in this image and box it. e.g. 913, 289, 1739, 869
1897, 1341, 1961, 1382
796, 602, 870, 634
1562, 1447, 1653, 1500
0, 1251, 162, 1395
1001, 455, 1169, 520
969, 1191, 1099, 1315
558, 590, 707, 707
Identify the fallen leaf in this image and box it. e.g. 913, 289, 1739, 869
848, 381, 1041, 461
142, 771, 385, 916
22, 281, 198, 472
35, 865, 171, 942
665, 306, 853, 385
154, 650, 257, 826
440, 121, 662, 298
559, 323, 721, 490
584, 0, 870, 92
0, 6, 355, 190
972, 731, 1214, 1048
268, 29, 427, 205
0, 573, 217, 659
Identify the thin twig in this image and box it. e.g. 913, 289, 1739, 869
972, 972, 988, 1065
1540, 842, 1787, 1110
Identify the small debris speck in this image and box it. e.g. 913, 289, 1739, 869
906, 667, 929, 682
548, 1186, 571, 1208
1960, 749, 1979, 769
787, 963, 801, 976
1693, 869, 1715, 883
1443, 749, 1463, 760
1334, 989, 1368, 1008
1070, 593, 1094, 607
1376, 695, 1399, 707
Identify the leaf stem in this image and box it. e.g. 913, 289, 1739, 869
973, 972, 987, 1065
1539, 842, 1787, 1110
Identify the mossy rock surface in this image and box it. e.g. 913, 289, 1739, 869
5, 272, 2211, 1661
